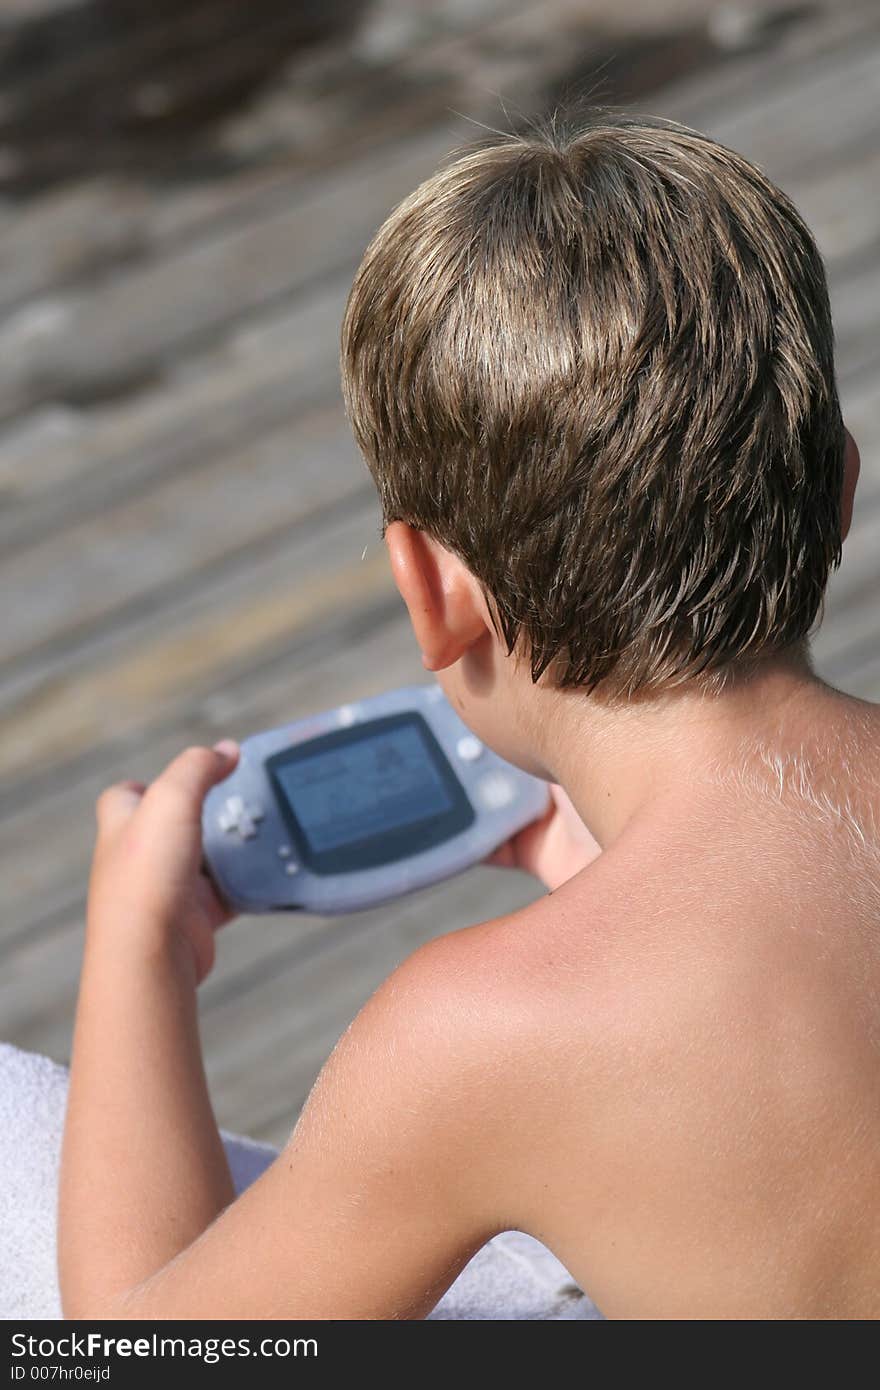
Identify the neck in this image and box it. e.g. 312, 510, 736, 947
524, 650, 844, 849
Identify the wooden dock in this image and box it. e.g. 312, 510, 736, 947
1, 0, 878, 1146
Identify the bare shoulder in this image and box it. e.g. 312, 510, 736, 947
356, 886, 604, 1063
291, 891, 604, 1218
313, 896, 566, 1115
288, 861, 672, 1252
334, 875, 630, 1117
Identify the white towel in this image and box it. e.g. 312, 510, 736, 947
0, 1042, 602, 1321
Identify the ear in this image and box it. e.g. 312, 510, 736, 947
841, 427, 861, 542
384, 521, 488, 670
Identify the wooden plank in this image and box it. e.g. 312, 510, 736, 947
0, 278, 348, 548
0, 490, 394, 788
712, 51, 880, 181
0, 402, 371, 683
669, 0, 880, 144
0, 89, 442, 316
787, 146, 880, 266
819, 649, 880, 703
0, 125, 457, 420
0, 181, 150, 314
0, 1, 353, 130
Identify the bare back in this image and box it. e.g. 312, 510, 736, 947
493, 703, 880, 1319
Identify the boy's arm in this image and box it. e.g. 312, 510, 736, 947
58, 747, 508, 1319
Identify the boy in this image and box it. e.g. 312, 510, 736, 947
59, 111, 879, 1320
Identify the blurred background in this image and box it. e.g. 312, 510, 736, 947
0, 0, 877, 1148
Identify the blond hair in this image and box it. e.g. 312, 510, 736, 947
340, 110, 845, 695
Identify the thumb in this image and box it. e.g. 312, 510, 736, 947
95, 780, 147, 837
149, 740, 240, 818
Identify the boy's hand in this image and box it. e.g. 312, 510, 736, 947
482, 782, 601, 892
87, 741, 240, 984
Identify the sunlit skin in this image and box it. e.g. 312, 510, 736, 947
59, 431, 880, 1319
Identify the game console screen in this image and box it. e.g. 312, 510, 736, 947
271, 720, 456, 854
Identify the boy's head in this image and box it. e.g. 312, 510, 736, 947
340, 110, 857, 735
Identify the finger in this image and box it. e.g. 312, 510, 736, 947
95, 781, 146, 836
195, 871, 236, 932
551, 783, 598, 846
147, 741, 239, 818
482, 841, 516, 868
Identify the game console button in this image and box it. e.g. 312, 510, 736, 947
218, 796, 244, 832
456, 735, 484, 762
478, 771, 515, 809
218, 794, 263, 839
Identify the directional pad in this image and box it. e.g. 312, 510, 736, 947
218, 794, 265, 840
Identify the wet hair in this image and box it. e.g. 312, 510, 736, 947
340, 109, 845, 695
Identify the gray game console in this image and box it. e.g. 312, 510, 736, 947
202, 683, 550, 914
